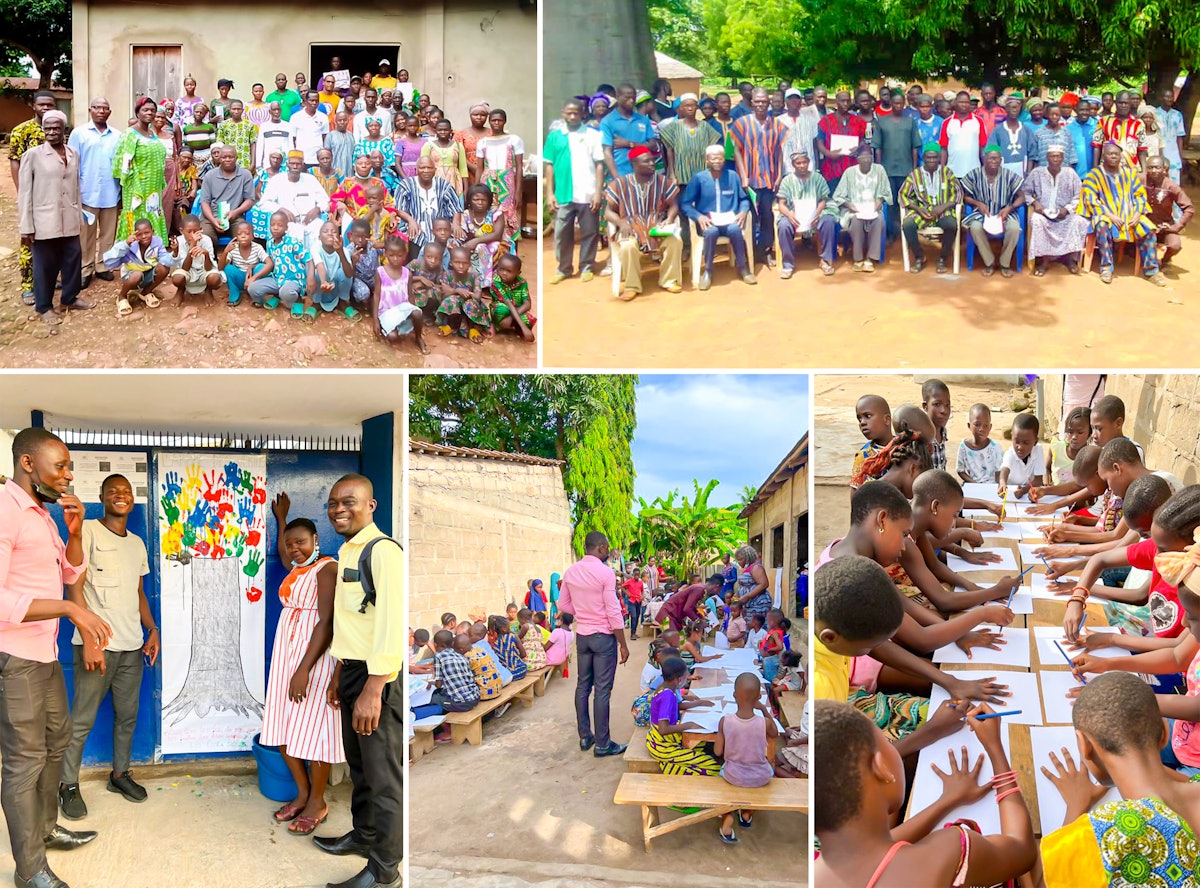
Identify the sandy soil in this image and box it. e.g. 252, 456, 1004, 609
0, 155, 535, 369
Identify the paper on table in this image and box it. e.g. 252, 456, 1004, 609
1029, 572, 1077, 599
962, 483, 1002, 502
948, 547, 1019, 574
910, 725, 1011, 835
934, 627, 1031, 668
1018, 542, 1055, 567
1034, 626, 1127, 665
684, 708, 726, 733
930, 670, 1044, 725
979, 522, 1027, 540
1037, 671, 1084, 724
1028, 726, 1122, 833
692, 686, 732, 700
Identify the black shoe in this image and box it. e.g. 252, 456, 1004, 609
44, 825, 97, 851
94, 271, 115, 282
579, 737, 595, 752
79, 275, 92, 291
14, 866, 69, 888
313, 831, 371, 858
108, 771, 147, 802
58, 783, 87, 821
594, 742, 628, 758
326, 864, 399, 888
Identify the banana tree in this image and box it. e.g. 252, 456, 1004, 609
631, 479, 745, 579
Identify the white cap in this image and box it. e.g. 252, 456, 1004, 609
378, 58, 391, 67
784, 88, 802, 99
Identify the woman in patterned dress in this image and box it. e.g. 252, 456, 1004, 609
114, 98, 169, 242
460, 184, 509, 287
246, 152, 285, 240
734, 544, 772, 625
455, 102, 491, 181
421, 118, 468, 195
330, 155, 391, 232
151, 107, 181, 235
475, 109, 525, 241
264, 494, 344, 836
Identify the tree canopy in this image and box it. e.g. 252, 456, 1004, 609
0, 0, 72, 88
630, 479, 746, 579
409, 374, 638, 555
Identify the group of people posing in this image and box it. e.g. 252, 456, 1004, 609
12, 66, 532, 353
545, 80, 1191, 296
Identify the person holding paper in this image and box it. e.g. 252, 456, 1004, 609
680, 144, 754, 290
961, 146, 1024, 277
775, 150, 837, 277
198, 146, 255, 244
817, 90, 868, 190
832, 143, 891, 272
899, 144, 962, 273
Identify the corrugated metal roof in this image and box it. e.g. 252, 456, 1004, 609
739, 432, 809, 520
409, 440, 564, 467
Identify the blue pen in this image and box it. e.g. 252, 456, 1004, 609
1040, 553, 1052, 571
1077, 612, 1088, 637
965, 710, 1022, 721
1053, 639, 1086, 683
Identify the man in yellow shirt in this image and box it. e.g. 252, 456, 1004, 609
313, 474, 401, 888
371, 60, 398, 92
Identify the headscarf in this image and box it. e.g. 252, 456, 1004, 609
134, 96, 157, 113
1026, 98, 1046, 112
921, 141, 941, 155
527, 579, 547, 614
628, 145, 652, 160
469, 101, 491, 115
1059, 91, 1079, 107
1155, 527, 1200, 595
983, 144, 1002, 154
590, 93, 613, 113
549, 571, 562, 625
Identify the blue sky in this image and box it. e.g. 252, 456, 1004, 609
631, 374, 809, 510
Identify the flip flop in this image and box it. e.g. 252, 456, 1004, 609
737, 812, 754, 829
228, 293, 242, 306
288, 808, 329, 836
437, 324, 453, 337
272, 801, 304, 823
116, 298, 133, 317
21, 290, 35, 306
718, 827, 739, 845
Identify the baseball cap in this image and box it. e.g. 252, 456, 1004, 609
784, 88, 802, 99
378, 58, 391, 66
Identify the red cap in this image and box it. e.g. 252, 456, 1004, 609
628, 145, 652, 160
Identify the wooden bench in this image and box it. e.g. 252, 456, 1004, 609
779, 691, 806, 729
409, 713, 446, 764
623, 727, 659, 774
440, 672, 540, 747
529, 664, 566, 697
614, 772, 809, 851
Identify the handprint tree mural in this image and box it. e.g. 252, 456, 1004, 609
158, 453, 269, 753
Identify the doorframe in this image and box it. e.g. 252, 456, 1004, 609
129, 43, 183, 110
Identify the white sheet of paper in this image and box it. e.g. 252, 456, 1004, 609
1029, 572, 1078, 599
1018, 542, 1054, 567
829, 133, 860, 155
910, 725, 1011, 835
979, 522, 1027, 540
685, 708, 726, 733
691, 686, 732, 700
709, 210, 737, 226
1028, 726, 1122, 833
962, 482, 1002, 502
948, 548, 1019, 574
1037, 671, 1085, 724
1034, 626, 1127, 665
934, 627, 1031, 668
930, 670, 1044, 725
792, 196, 817, 231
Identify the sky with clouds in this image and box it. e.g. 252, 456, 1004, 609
631, 374, 809, 510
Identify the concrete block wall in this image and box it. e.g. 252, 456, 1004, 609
408, 452, 575, 634
1043, 374, 1200, 486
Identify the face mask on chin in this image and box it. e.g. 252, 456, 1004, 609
292, 546, 320, 568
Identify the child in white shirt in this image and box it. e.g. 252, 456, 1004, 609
999, 413, 1046, 498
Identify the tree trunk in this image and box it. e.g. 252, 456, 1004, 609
1177, 69, 1198, 141
543, 0, 656, 130
163, 557, 263, 725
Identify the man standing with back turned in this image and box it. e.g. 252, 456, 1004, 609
0, 428, 114, 888
559, 531, 630, 759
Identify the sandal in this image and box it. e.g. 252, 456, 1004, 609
22, 290, 35, 306
264, 296, 281, 310
737, 811, 754, 829
1033, 265, 1046, 277
291, 303, 305, 319
467, 328, 483, 344
343, 306, 361, 321
141, 291, 161, 308
272, 801, 304, 823
437, 324, 453, 336
718, 827, 739, 845
288, 808, 329, 836
116, 298, 133, 317
302, 306, 318, 322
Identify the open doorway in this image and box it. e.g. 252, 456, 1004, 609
309, 44, 404, 97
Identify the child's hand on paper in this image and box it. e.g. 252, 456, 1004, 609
930, 744, 988, 807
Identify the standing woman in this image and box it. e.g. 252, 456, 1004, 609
265, 493, 344, 836
114, 97, 168, 242
548, 571, 562, 627
152, 107, 181, 235
475, 108, 525, 243
174, 75, 204, 129
734, 544, 772, 626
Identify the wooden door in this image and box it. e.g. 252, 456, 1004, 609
131, 46, 182, 110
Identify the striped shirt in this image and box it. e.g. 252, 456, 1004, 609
1032, 124, 1077, 166
730, 114, 787, 189
960, 166, 1024, 223
657, 117, 721, 185
1080, 165, 1155, 240
605, 172, 679, 250
899, 166, 962, 217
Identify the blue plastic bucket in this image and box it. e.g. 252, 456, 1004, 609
251, 733, 298, 802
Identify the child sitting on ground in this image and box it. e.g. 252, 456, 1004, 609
103, 218, 173, 315
999, 413, 1046, 499
714, 672, 780, 844
422, 217, 456, 270
813, 698, 1037, 888
1040, 672, 1200, 886
516, 608, 548, 671
489, 252, 534, 342
956, 403, 1002, 483
371, 235, 427, 355
430, 630, 480, 713
220, 221, 268, 306
435, 247, 489, 342
487, 614, 527, 680
851, 395, 893, 489
347, 219, 379, 305
407, 240, 447, 319
307, 220, 359, 319
169, 214, 223, 304
646, 657, 720, 776
921, 379, 953, 471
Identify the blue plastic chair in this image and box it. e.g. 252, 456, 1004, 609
965, 204, 1025, 273
833, 203, 888, 263
190, 195, 234, 248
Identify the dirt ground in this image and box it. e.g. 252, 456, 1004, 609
407, 632, 806, 888
541, 197, 1199, 369
0, 154, 535, 369
813, 373, 1025, 552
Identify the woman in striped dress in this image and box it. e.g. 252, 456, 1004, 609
734, 544, 773, 625
264, 493, 345, 835
646, 657, 721, 775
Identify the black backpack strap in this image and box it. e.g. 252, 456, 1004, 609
356, 535, 403, 614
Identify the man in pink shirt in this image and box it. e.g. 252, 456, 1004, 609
558, 531, 629, 758
0, 428, 112, 888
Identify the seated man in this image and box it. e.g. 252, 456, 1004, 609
775, 150, 837, 277
255, 149, 329, 245
898, 143, 962, 273
680, 144, 754, 290
1143, 154, 1194, 269
1082, 141, 1168, 286
832, 143, 891, 273
197, 146, 255, 244
961, 145, 1024, 277
1023, 143, 1090, 275
605, 145, 682, 300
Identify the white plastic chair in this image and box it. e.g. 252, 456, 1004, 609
900, 203, 961, 274
689, 213, 755, 287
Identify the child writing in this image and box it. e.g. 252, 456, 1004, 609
770, 650, 806, 714
371, 236, 428, 355
409, 628, 435, 676
680, 618, 718, 670
714, 671, 780, 844
103, 218, 172, 315
998, 412, 1046, 498
955, 403, 1002, 483
645, 657, 719, 776
430, 630, 480, 713
851, 395, 893, 488
813, 698, 1037, 888
744, 614, 768, 652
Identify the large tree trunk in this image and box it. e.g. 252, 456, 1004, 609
1177, 70, 1198, 141
163, 557, 263, 725
542, 0, 656, 133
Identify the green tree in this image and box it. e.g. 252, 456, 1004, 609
0, 0, 72, 88
408, 374, 639, 554
649, 0, 712, 72
630, 479, 745, 579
